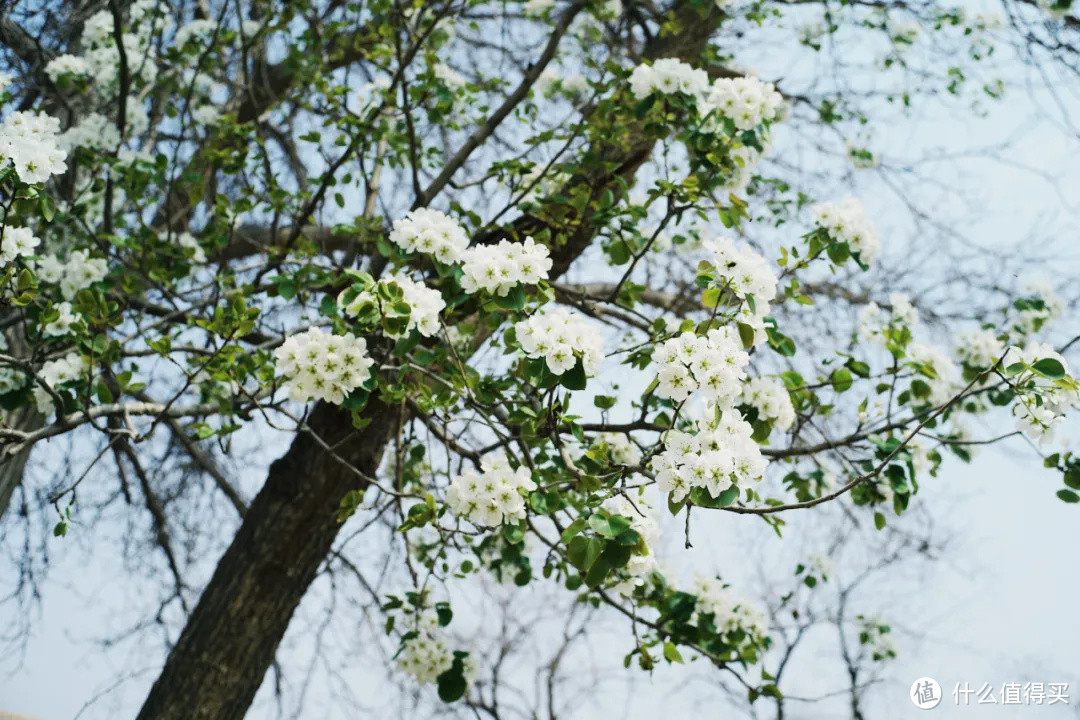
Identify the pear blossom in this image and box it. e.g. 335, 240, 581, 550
515, 308, 603, 376
446, 454, 537, 526
273, 328, 375, 404
389, 208, 470, 264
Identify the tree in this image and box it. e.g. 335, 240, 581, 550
1, 0, 1079, 718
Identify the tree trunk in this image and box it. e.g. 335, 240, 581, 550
134, 398, 394, 720
134, 6, 719, 719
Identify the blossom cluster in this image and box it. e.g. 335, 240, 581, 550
0, 227, 40, 265
803, 553, 835, 580
58, 112, 121, 152
176, 232, 207, 264
955, 328, 1004, 369
703, 236, 777, 303
460, 237, 551, 296
33, 352, 89, 415
1010, 279, 1065, 339
395, 614, 455, 685
741, 376, 796, 430
0, 111, 67, 183
1004, 342, 1078, 443
446, 454, 537, 526
42, 302, 81, 338
389, 208, 470, 264
340, 274, 446, 337
652, 409, 768, 502
628, 58, 784, 134
812, 196, 882, 265
859, 617, 898, 661
651, 328, 750, 405
628, 58, 709, 99
273, 328, 374, 404
599, 433, 643, 466
693, 575, 768, 638
515, 308, 603, 376
34, 251, 110, 300
857, 292, 917, 344
906, 340, 961, 405
702, 77, 785, 131
46, 3, 160, 90
702, 236, 777, 343
722, 144, 766, 193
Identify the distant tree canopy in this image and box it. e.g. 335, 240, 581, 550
2, 0, 1079, 718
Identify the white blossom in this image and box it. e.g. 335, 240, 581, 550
701, 76, 785, 131
524, 0, 556, 15
741, 376, 796, 430
955, 328, 1004, 368
389, 208, 470, 264
447, 454, 537, 526
340, 275, 446, 337
812, 196, 882, 265
652, 408, 767, 502
906, 340, 960, 405
33, 352, 89, 414
694, 576, 768, 638
628, 58, 709, 100
1009, 278, 1064, 338
59, 112, 122, 151
395, 614, 455, 685
0, 111, 68, 183
273, 328, 375, 404
515, 308, 603, 376
174, 19, 217, 49
433, 63, 466, 88
0, 226, 40, 264
651, 328, 749, 405
1004, 342, 1078, 443
45, 54, 92, 82
602, 495, 661, 593
599, 433, 642, 466
460, 237, 551, 296
42, 302, 80, 338
177, 232, 207, 263
703, 236, 777, 307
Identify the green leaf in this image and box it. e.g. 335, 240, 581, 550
1056, 489, 1080, 503
593, 395, 616, 410
560, 359, 587, 391
436, 658, 468, 702
560, 517, 588, 544
1032, 358, 1066, 379
663, 641, 684, 664
95, 381, 114, 404
588, 513, 612, 537
874, 511, 886, 530
830, 368, 853, 392
608, 240, 631, 265
494, 284, 527, 311
826, 241, 850, 264
40, 193, 56, 222
737, 322, 756, 350
1063, 468, 1080, 490
435, 601, 453, 627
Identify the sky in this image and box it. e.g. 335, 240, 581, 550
4, 3, 1080, 719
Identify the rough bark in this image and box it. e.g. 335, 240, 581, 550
135, 5, 720, 719
134, 398, 394, 720
0, 321, 43, 525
